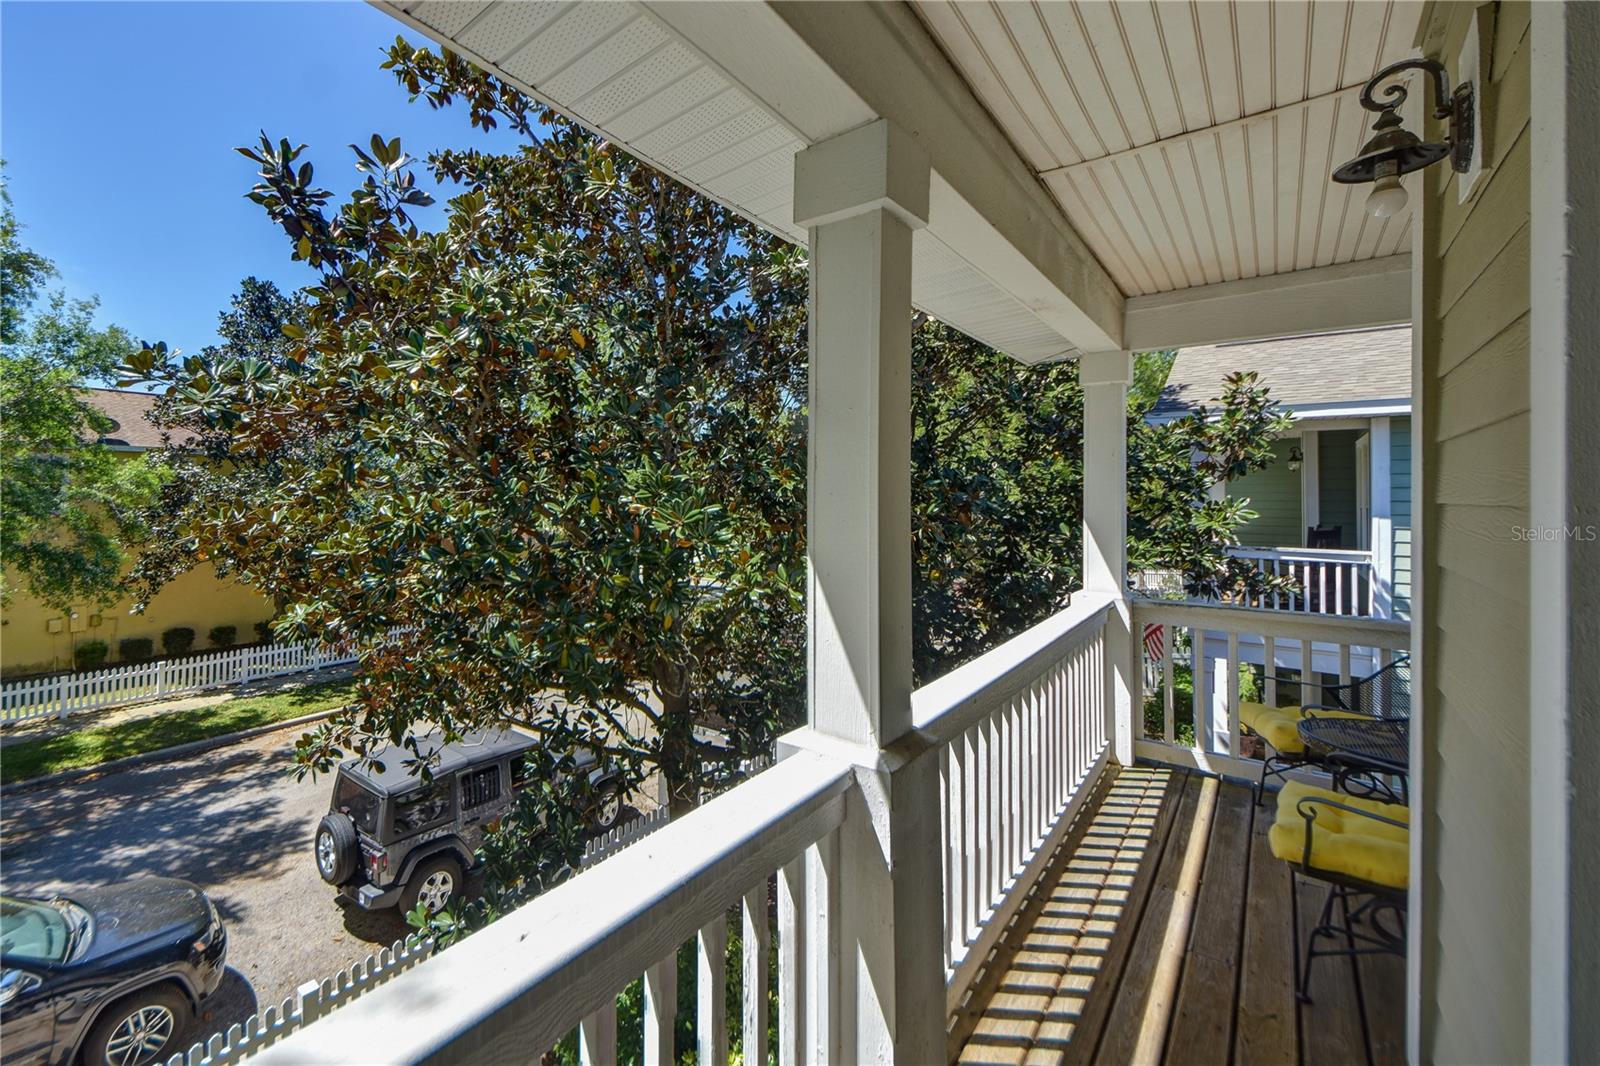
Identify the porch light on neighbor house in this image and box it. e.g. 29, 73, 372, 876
1286, 445, 1304, 472
1332, 58, 1475, 218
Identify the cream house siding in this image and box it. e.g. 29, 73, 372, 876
1416, 2, 1532, 1062
0, 564, 275, 676
1391, 418, 1413, 620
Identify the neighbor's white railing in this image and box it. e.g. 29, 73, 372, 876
1227, 546, 1376, 616
0, 635, 408, 725
236, 596, 1121, 1066
1132, 598, 1409, 778
912, 594, 1114, 1008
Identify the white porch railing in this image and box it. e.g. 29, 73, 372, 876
244, 596, 1119, 1066
1131, 598, 1409, 779
1227, 546, 1376, 616
912, 595, 1113, 1007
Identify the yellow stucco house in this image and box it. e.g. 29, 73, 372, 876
0, 388, 274, 678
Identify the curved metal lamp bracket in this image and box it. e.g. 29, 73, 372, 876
1360, 57, 1476, 174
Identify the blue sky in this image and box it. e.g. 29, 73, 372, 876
1, 1, 524, 362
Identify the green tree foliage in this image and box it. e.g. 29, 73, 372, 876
128, 277, 311, 610
0, 179, 163, 610
911, 320, 1084, 680
909, 337, 1288, 680
124, 44, 809, 816
124, 43, 1287, 900
1128, 368, 1294, 599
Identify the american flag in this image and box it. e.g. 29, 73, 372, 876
1142, 623, 1165, 661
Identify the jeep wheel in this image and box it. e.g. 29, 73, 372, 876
83, 984, 191, 1066
401, 855, 462, 916
314, 813, 359, 885
591, 781, 624, 832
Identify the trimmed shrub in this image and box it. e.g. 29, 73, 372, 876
254, 620, 274, 645
74, 640, 109, 671
161, 628, 196, 656
118, 637, 155, 662
208, 625, 238, 649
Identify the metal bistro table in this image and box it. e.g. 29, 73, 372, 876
1297, 715, 1410, 804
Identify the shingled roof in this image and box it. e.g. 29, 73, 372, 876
1148, 325, 1411, 423
82, 388, 192, 450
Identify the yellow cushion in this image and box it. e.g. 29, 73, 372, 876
1238, 702, 1371, 753
1268, 781, 1410, 889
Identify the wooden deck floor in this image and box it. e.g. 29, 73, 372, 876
950, 765, 1405, 1066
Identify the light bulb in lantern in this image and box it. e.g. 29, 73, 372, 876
1365, 159, 1408, 218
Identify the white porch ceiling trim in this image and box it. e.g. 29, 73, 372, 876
377, 0, 1427, 361
1123, 254, 1413, 350
377, 0, 1125, 362
651, 0, 1125, 355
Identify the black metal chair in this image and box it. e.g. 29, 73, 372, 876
1242, 654, 1411, 804
1270, 787, 1409, 1003
1306, 524, 1343, 549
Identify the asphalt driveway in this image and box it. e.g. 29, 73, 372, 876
0, 722, 412, 1042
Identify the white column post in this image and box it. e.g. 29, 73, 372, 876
787, 118, 944, 1065
1529, 4, 1599, 1061
1299, 429, 1321, 542
1081, 350, 1135, 765
1368, 417, 1393, 618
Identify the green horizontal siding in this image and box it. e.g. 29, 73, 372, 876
1229, 439, 1302, 547
1391, 417, 1412, 620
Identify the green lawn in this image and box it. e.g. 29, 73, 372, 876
0, 679, 354, 784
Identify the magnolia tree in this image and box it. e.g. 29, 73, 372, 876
1127, 369, 1295, 599
124, 48, 809, 819
910, 330, 1290, 680
124, 43, 1288, 855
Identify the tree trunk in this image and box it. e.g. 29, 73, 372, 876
654, 665, 699, 821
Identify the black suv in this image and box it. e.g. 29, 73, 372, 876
0, 878, 227, 1066
313, 727, 625, 913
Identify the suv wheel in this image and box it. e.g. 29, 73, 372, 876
401, 855, 462, 915
591, 781, 624, 832
314, 813, 359, 885
83, 984, 191, 1066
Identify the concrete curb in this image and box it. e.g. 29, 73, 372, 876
0, 706, 347, 798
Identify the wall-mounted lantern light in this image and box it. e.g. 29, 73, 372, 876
1332, 58, 1476, 219
1286, 445, 1304, 473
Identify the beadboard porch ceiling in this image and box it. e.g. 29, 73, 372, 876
376, 1, 1422, 361
913, 1, 1425, 296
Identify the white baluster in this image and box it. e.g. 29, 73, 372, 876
777, 856, 805, 1066
698, 916, 728, 1065
580, 999, 617, 1066
742, 882, 769, 1066
643, 953, 677, 1066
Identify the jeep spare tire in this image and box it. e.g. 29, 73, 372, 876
315, 813, 359, 885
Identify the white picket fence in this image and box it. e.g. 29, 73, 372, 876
0, 640, 360, 725
581, 804, 670, 867
161, 934, 436, 1066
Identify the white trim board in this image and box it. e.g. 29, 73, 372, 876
1124, 255, 1413, 351
1146, 400, 1413, 428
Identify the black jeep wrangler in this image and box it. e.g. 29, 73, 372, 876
312, 727, 625, 914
